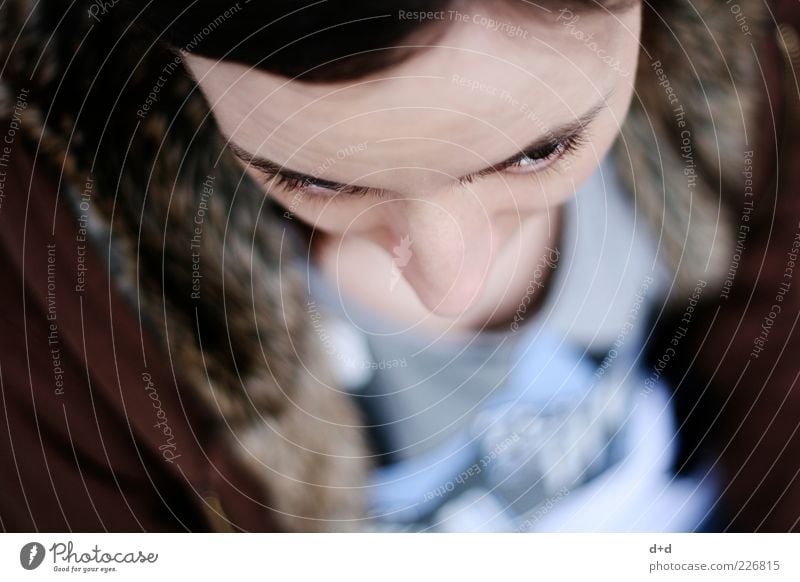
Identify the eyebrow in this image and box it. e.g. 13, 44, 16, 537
227, 95, 611, 193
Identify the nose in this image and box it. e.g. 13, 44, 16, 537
377, 197, 504, 317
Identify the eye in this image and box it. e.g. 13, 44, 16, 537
457, 133, 586, 186
504, 141, 568, 174
262, 172, 380, 199
502, 135, 582, 175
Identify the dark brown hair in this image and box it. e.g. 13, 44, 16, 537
128, 0, 640, 81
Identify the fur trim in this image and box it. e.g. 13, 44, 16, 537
614, 0, 768, 294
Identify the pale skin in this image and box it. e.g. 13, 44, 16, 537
184, 4, 642, 335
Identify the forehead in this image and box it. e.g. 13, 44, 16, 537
185, 8, 637, 185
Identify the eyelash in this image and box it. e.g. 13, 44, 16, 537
262, 173, 382, 199
260, 132, 586, 201
460, 132, 586, 185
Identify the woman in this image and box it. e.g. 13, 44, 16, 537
0, 0, 798, 531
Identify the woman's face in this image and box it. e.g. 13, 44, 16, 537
185, 5, 641, 317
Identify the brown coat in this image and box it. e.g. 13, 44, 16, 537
0, 144, 277, 531
654, 0, 800, 532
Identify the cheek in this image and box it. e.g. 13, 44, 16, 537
493, 149, 619, 214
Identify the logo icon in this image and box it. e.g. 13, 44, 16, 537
389, 234, 413, 290
20, 542, 45, 570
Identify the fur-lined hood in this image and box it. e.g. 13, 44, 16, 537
0, 0, 768, 530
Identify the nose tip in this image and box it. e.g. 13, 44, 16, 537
403, 259, 493, 317
388, 217, 500, 318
